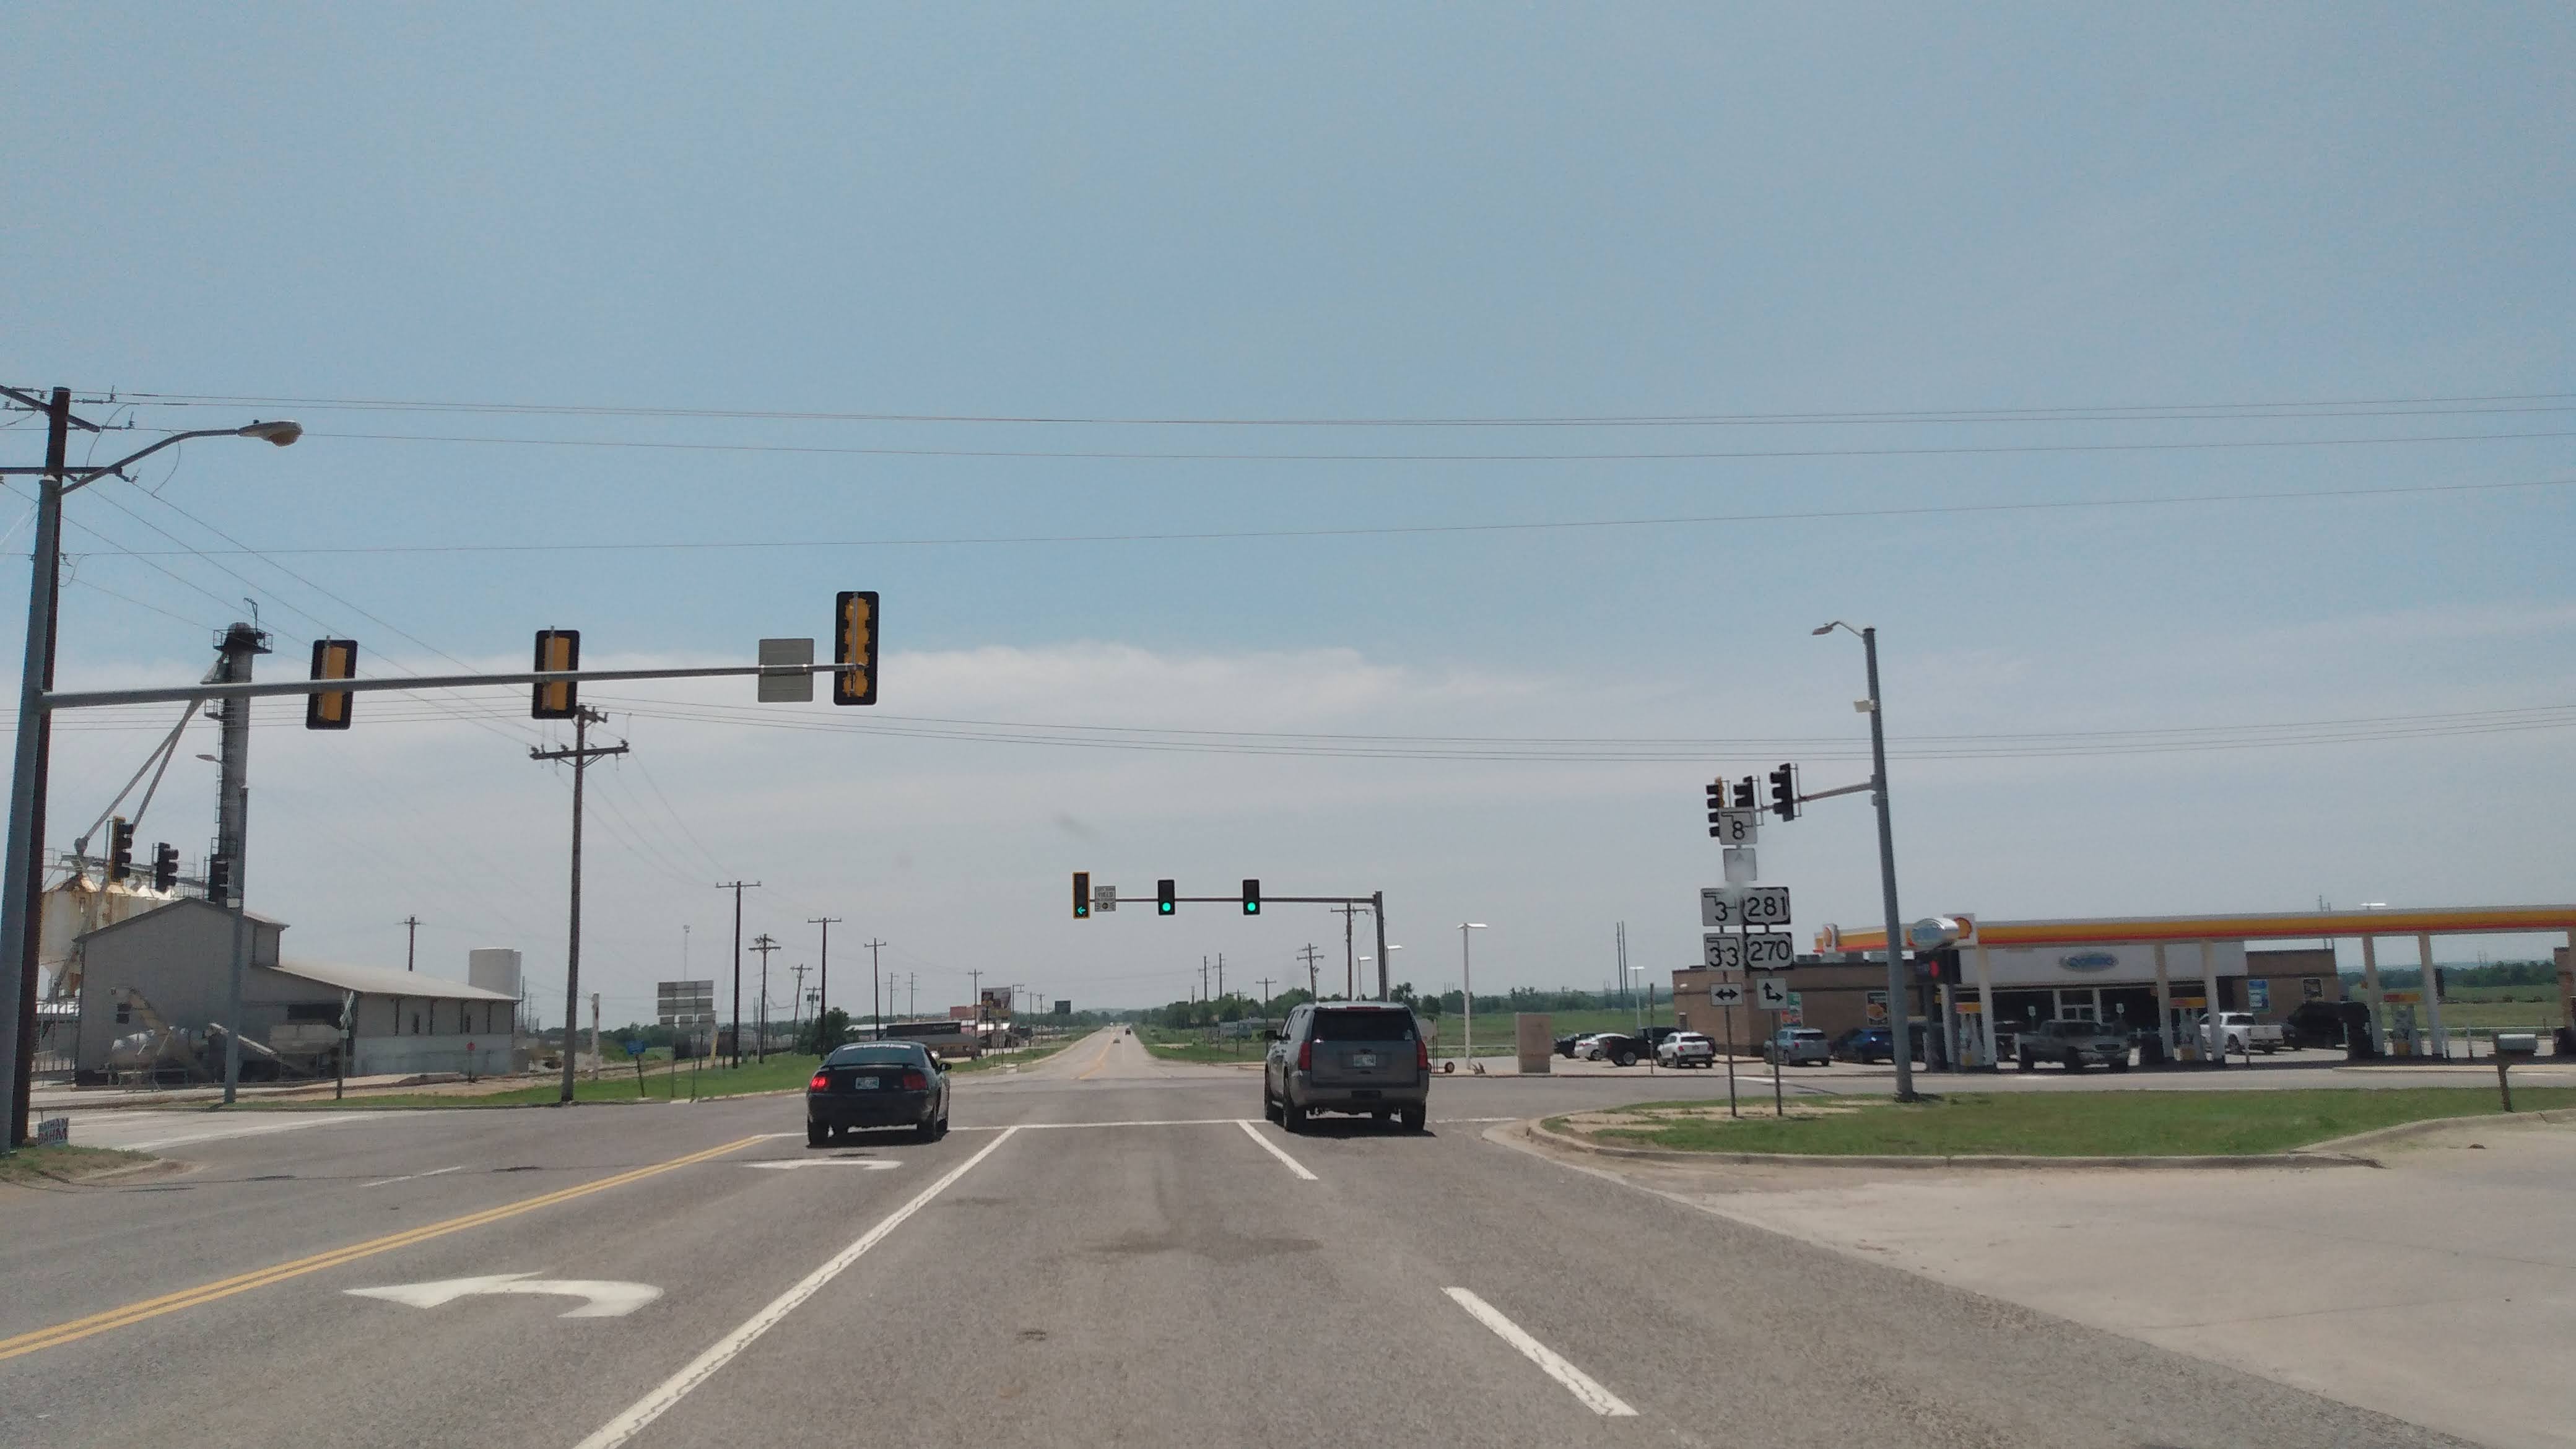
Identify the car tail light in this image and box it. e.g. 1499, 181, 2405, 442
1297, 1040, 1312, 1071
1416, 1038, 1430, 1071
899, 1071, 926, 1090
809, 1072, 830, 1092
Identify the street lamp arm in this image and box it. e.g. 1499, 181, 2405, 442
0, 421, 302, 491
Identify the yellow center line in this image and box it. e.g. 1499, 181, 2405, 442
1076, 1033, 1120, 1081
0, 1131, 767, 1362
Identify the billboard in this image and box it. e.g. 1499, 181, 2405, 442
655, 979, 716, 1028
980, 986, 1013, 1019
1055, 999, 1072, 1017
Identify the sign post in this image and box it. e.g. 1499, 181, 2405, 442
1709, 979, 1744, 1118
1754, 973, 1791, 1116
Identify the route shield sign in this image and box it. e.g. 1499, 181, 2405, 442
1744, 932, 1796, 968
1701, 886, 1791, 929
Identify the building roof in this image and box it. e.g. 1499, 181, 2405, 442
1822, 904, 2576, 953
74, 895, 287, 941
270, 959, 517, 1002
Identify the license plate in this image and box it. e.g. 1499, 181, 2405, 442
851, 1076, 877, 1090
1351, 1052, 1378, 1068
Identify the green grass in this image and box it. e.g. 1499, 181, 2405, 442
1567, 1086, 2576, 1158
0, 1142, 155, 1185
947, 1037, 1079, 1073
1138, 1026, 1264, 1064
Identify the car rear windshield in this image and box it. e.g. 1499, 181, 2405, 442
1312, 1009, 1417, 1042
825, 1045, 928, 1068
1791, 1029, 1826, 1041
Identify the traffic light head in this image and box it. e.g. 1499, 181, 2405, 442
205, 855, 233, 904
151, 842, 178, 893
108, 817, 135, 881
1242, 879, 1260, 916
1157, 879, 1177, 916
1769, 762, 1798, 820
306, 638, 357, 729
1705, 781, 1724, 835
1731, 775, 1756, 809
833, 590, 879, 706
531, 629, 580, 719
1072, 871, 1090, 920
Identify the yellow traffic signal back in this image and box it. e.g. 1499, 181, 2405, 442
306, 638, 358, 729
533, 629, 580, 719
834, 591, 879, 706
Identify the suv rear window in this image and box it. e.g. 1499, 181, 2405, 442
1312, 1009, 1417, 1042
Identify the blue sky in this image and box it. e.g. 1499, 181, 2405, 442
8, 4, 2573, 1022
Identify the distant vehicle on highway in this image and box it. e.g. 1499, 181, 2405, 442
807, 1041, 951, 1146
1264, 1002, 1429, 1132
2016, 1019, 2131, 1072
1762, 1027, 1831, 1066
1655, 1032, 1715, 1068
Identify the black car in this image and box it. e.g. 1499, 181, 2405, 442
807, 1041, 950, 1146
1555, 1033, 1583, 1058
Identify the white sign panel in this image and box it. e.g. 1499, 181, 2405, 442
1092, 884, 1118, 913
1722, 846, 1758, 884
1704, 933, 1744, 969
1754, 976, 1792, 1011
1704, 886, 1792, 929
1744, 932, 1795, 968
1709, 983, 1746, 1007
756, 637, 816, 703
1708, 810, 1759, 845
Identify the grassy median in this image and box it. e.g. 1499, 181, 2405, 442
1559, 1086, 2576, 1157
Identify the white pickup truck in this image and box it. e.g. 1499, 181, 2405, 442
2214, 1012, 2285, 1055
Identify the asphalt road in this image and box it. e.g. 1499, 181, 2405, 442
4, 1029, 2468, 1448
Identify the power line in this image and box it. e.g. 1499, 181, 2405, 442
54, 472, 2576, 558
90, 386, 2576, 428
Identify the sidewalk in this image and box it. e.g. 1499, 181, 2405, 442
1516, 1114, 2576, 1448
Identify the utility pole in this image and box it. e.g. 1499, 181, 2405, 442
750, 933, 780, 1061
531, 705, 627, 1103
907, 972, 916, 1018
590, 991, 601, 1081
1216, 952, 1225, 1009
790, 962, 809, 1050
1298, 943, 1322, 1000
402, 915, 420, 972
1255, 977, 1274, 1022
1201, 955, 1210, 1005
807, 917, 840, 1051
864, 938, 886, 1038
1332, 905, 1360, 999
214, 617, 270, 1106
715, 881, 760, 1068
1373, 890, 1390, 1002
967, 966, 983, 1046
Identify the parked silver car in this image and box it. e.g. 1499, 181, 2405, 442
1762, 1026, 1831, 1066
1264, 1002, 1429, 1131
2016, 1018, 2131, 1072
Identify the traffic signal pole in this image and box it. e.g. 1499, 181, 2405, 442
1860, 629, 1917, 1103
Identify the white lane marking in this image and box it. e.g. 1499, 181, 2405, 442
746, 1159, 901, 1171
347, 1273, 661, 1319
360, 1164, 466, 1189
1442, 1287, 1638, 1417
106, 1112, 394, 1152
1438, 1116, 1520, 1124
952, 1117, 1266, 1131
572, 1126, 1022, 1449
1235, 1120, 1319, 1181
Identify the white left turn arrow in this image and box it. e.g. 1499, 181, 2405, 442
346, 1272, 661, 1318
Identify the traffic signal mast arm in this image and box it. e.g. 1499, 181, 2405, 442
39, 661, 871, 713
1793, 780, 1874, 806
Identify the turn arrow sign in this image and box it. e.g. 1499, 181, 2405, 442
346, 1272, 661, 1319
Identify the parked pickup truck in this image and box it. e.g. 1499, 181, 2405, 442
2214, 1012, 2284, 1055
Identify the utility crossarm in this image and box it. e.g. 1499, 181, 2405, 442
1796, 780, 1874, 805
43, 663, 860, 713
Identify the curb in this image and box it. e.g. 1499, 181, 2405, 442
1520, 1116, 2380, 1170
2299, 1104, 2576, 1155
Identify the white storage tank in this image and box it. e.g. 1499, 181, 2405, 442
468, 948, 523, 999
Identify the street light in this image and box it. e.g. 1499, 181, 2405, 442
1814, 620, 1917, 1102
0, 396, 300, 1147
1456, 923, 1487, 1069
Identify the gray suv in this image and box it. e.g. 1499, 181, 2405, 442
1264, 1002, 1430, 1132
2017, 1018, 2131, 1072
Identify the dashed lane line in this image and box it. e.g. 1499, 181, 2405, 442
1235, 1119, 1320, 1180
1442, 1286, 1638, 1417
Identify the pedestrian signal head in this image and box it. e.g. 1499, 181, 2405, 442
833, 591, 879, 706
532, 629, 580, 719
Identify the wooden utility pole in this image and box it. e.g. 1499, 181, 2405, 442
750, 933, 780, 1061
716, 881, 761, 1066
1298, 944, 1322, 1000
807, 917, 842, 1051
865, 938, 886, 1038
789, 962, 809, 1050
403, 915, 420, 972
531, 706, 627, 1104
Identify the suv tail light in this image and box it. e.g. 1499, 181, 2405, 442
1297, 1040, 1312, 1071
809, 1072, 830, 1092
899, 1071, 927, 1090
1416, 1038, 1430, 1071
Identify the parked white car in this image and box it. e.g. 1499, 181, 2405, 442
1655, 1032, 1716, 1068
